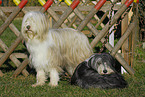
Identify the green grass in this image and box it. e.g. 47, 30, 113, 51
0, 19, 145, 97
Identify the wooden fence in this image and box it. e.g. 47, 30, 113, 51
0, 0, 139, 77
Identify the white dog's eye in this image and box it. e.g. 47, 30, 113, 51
25, 23, 30, 29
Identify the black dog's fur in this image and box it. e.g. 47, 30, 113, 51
71, 53, 128, 89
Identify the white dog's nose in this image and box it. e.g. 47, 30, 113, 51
26, 25, 30, 30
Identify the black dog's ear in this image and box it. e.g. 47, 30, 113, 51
109, 55, 115, 67
106, 53, 121, 72
104, 53, 116, 67
87, 54, 101, 69
88, 57, 95, 68
87, 54, 98, 66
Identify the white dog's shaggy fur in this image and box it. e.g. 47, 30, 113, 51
21, 11, 93, 87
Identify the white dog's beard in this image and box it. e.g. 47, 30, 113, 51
25, 30, 35, 39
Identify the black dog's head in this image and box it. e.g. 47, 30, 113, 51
87, 53, 116, 75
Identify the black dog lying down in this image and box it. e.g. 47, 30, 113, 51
71, 53, 128, 89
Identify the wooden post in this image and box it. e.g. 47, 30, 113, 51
131, 3, 139, 67
121, 0, 129, 65
111, 23, 135, 56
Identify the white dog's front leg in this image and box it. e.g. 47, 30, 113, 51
32, 70, 46, 87
49, 69, 59, 87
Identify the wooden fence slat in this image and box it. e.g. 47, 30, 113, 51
0, 53, 27, 58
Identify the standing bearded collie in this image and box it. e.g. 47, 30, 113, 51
21, 11, 93, 87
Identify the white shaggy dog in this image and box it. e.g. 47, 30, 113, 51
21, 11, 93, 87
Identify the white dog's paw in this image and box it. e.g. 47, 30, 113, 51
49, 82, 58, 87
32, 82, 45, 87
49, 69, 59, 87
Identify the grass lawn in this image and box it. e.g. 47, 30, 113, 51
0, 19, 145, 97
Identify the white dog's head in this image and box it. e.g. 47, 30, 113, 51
21, 11, 49, 41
